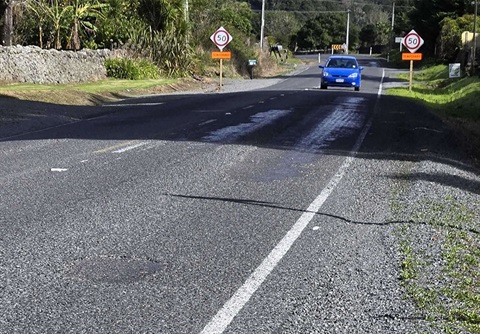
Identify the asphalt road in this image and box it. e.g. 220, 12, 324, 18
1, 55, 476, 333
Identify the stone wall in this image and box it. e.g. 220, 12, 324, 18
0, 45, 112, 84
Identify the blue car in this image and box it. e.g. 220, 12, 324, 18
319, 56, 364, 91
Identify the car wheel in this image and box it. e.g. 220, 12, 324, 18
321, 84, 327, 89
354, 86, 360, 91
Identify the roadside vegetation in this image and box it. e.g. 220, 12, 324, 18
388, 65, 480, 333
1, 0, 478, 78
388, 65, 480, 121
0, 52, 302, 105
395, 195, 480, 333
387, 65, 480, 165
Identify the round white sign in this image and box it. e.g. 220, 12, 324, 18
210, 27, 232, 51
403, 29, 424, 53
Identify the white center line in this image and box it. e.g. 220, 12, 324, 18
199, 69, 386, 334
50, 168, 68, 172
102, 102, 164, 107
112, 141, 149, 153
199, 119, 217, 126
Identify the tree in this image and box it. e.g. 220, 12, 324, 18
296, 13, 347, 50
94, 0, 144, 48
408, 0, 471, 55
2, 0, 19, 45
26, 0, 48, 47
438, 14, 474, 62
137, 0, 185, 35
65, 0, 106, 50
359, 23, 376, 47
264, 11, 300, 47
41, 0, 70, 49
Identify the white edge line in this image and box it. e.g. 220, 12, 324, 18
199, 68, 386, 334
378, 69, 385, 96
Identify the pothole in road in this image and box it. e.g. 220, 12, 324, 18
65, 256, 162, 284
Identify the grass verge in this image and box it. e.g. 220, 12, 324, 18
388, 132, 479, 332
0, 53, 302, 106
387, 65, 480, 121
396, 195, 480, 333
387, 64, 480, 166
0, 78, 198, 106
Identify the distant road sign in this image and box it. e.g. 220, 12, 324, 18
210, 27, 232, 51
402, 52, 422, 61
403, 30, 424, 53
449, 63, 461, 78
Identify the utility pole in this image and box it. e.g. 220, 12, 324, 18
346, 9, 350, 54
388, 1, 395, 62
391, 1, 395, 33
473, 0, 478, 75
260, 0, 265, 49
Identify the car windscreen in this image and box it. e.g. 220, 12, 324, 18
326, 59, 357, 68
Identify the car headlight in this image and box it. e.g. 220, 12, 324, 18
323, 71, 330, 77
348, 72, 358, 78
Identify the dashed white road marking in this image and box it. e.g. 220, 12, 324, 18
50, 168, 68, 172
102, 102, 164, 107
242, 105, 254, 110
199, 119, 217, 126
112, 141, 149, 153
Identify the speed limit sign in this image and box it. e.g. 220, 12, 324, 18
403, 29, 424, 53
210, 27, 233, 51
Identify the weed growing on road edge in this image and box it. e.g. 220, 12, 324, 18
395, 195, 480, 333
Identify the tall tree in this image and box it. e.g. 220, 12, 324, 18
26, 0, 47, 47
408, 0, 471, 55
264, 10, 300, 47
296, 13, 347, 50
65, 0, 105, 50
2, 0, 15, 45
41, 0, 70, 49
137, 0, 185, 35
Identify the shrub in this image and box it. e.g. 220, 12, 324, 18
104, 57, 160, 80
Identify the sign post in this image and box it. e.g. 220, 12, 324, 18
402, 29, 424, 92
210, 27, 233, 91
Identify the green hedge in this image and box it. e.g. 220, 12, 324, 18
105, 57, 160, 80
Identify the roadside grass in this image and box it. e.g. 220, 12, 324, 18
0, 78, 182, 105
0, 54, 300, 106
387, 65, 480, 121
388, 133, 479, 332
397, 196, 480, 333
0, 78, 176, 93
387, 64, 480, 166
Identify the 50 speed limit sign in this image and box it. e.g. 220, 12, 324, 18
210, 27, 232, 51
403, 29, 424, 53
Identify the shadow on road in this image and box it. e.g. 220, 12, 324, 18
1, 64, 479, 196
